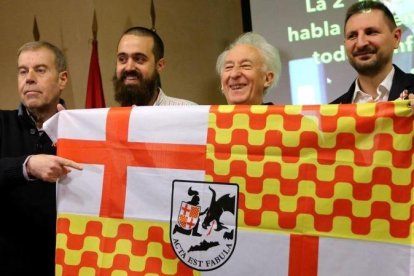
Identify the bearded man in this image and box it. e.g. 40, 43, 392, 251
113, 26, 196, 106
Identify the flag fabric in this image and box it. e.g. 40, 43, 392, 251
44, 102, 414, 276
85, 39, 105, 108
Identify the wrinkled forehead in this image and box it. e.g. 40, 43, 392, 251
18, 47, 56, 67
225, 44, 264, 64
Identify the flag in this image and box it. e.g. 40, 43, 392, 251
44, 102, 414, 275
85, 12, 105, 108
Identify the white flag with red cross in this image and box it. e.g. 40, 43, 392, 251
44, 103, 414, 276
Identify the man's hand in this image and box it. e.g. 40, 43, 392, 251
57, 103, 65, 112
408, 93, 414, 110
397, 90, 414, 111
26, 154, 83, 183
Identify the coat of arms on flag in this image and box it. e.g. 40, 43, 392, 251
177, 201, 201, 231
43, 102, 414, 275
170, 180, 238, 271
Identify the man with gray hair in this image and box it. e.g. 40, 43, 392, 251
216, 32, 281, 105
0, 41, 81, 274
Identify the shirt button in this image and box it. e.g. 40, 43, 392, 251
30, 129, 36, 135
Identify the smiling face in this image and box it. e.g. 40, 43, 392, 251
114, 34, 165, 105
344, 9, 401, 76
17, 47, 67, 113
116, 34, 159, 85
220, 44, 274, 105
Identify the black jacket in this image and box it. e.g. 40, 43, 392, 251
0, 104, 56, 275
331, 65, 414, 104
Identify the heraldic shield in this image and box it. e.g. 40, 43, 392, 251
170, 180, 238, 271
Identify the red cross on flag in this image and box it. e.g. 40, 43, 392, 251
44, 103, 414, 275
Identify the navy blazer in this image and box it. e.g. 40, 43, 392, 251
331, 65, 414, 104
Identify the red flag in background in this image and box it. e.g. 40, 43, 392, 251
85, 11, 105, 108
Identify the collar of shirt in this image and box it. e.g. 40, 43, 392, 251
352, 66, 395, 103
153, 88, 164, 106
24, 106, 44, 133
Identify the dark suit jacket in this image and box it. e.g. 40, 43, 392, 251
0, 104, 57, 275
331, 65, 414, 104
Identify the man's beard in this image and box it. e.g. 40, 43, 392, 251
113, 70, 159, 106
349, 45, 390, 76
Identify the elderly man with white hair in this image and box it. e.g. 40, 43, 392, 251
216, 32, 281, 105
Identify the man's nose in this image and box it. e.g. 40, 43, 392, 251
25, 70, 36, 84
355, 33, 369, 48
124, 58, 135, 71
229, 66, 241, 78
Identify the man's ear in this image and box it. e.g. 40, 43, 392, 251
393, 27, 402, 49
157, 58, 166, 73
58, 71, 68, 90
264, 71, 275, 88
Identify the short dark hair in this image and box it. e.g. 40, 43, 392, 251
17, 41, 67, 72
122, 26, 164, 62
345, 1, 397, 31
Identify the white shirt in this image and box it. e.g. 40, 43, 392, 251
352, 67, 395, 103
153, 88, 196, 106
